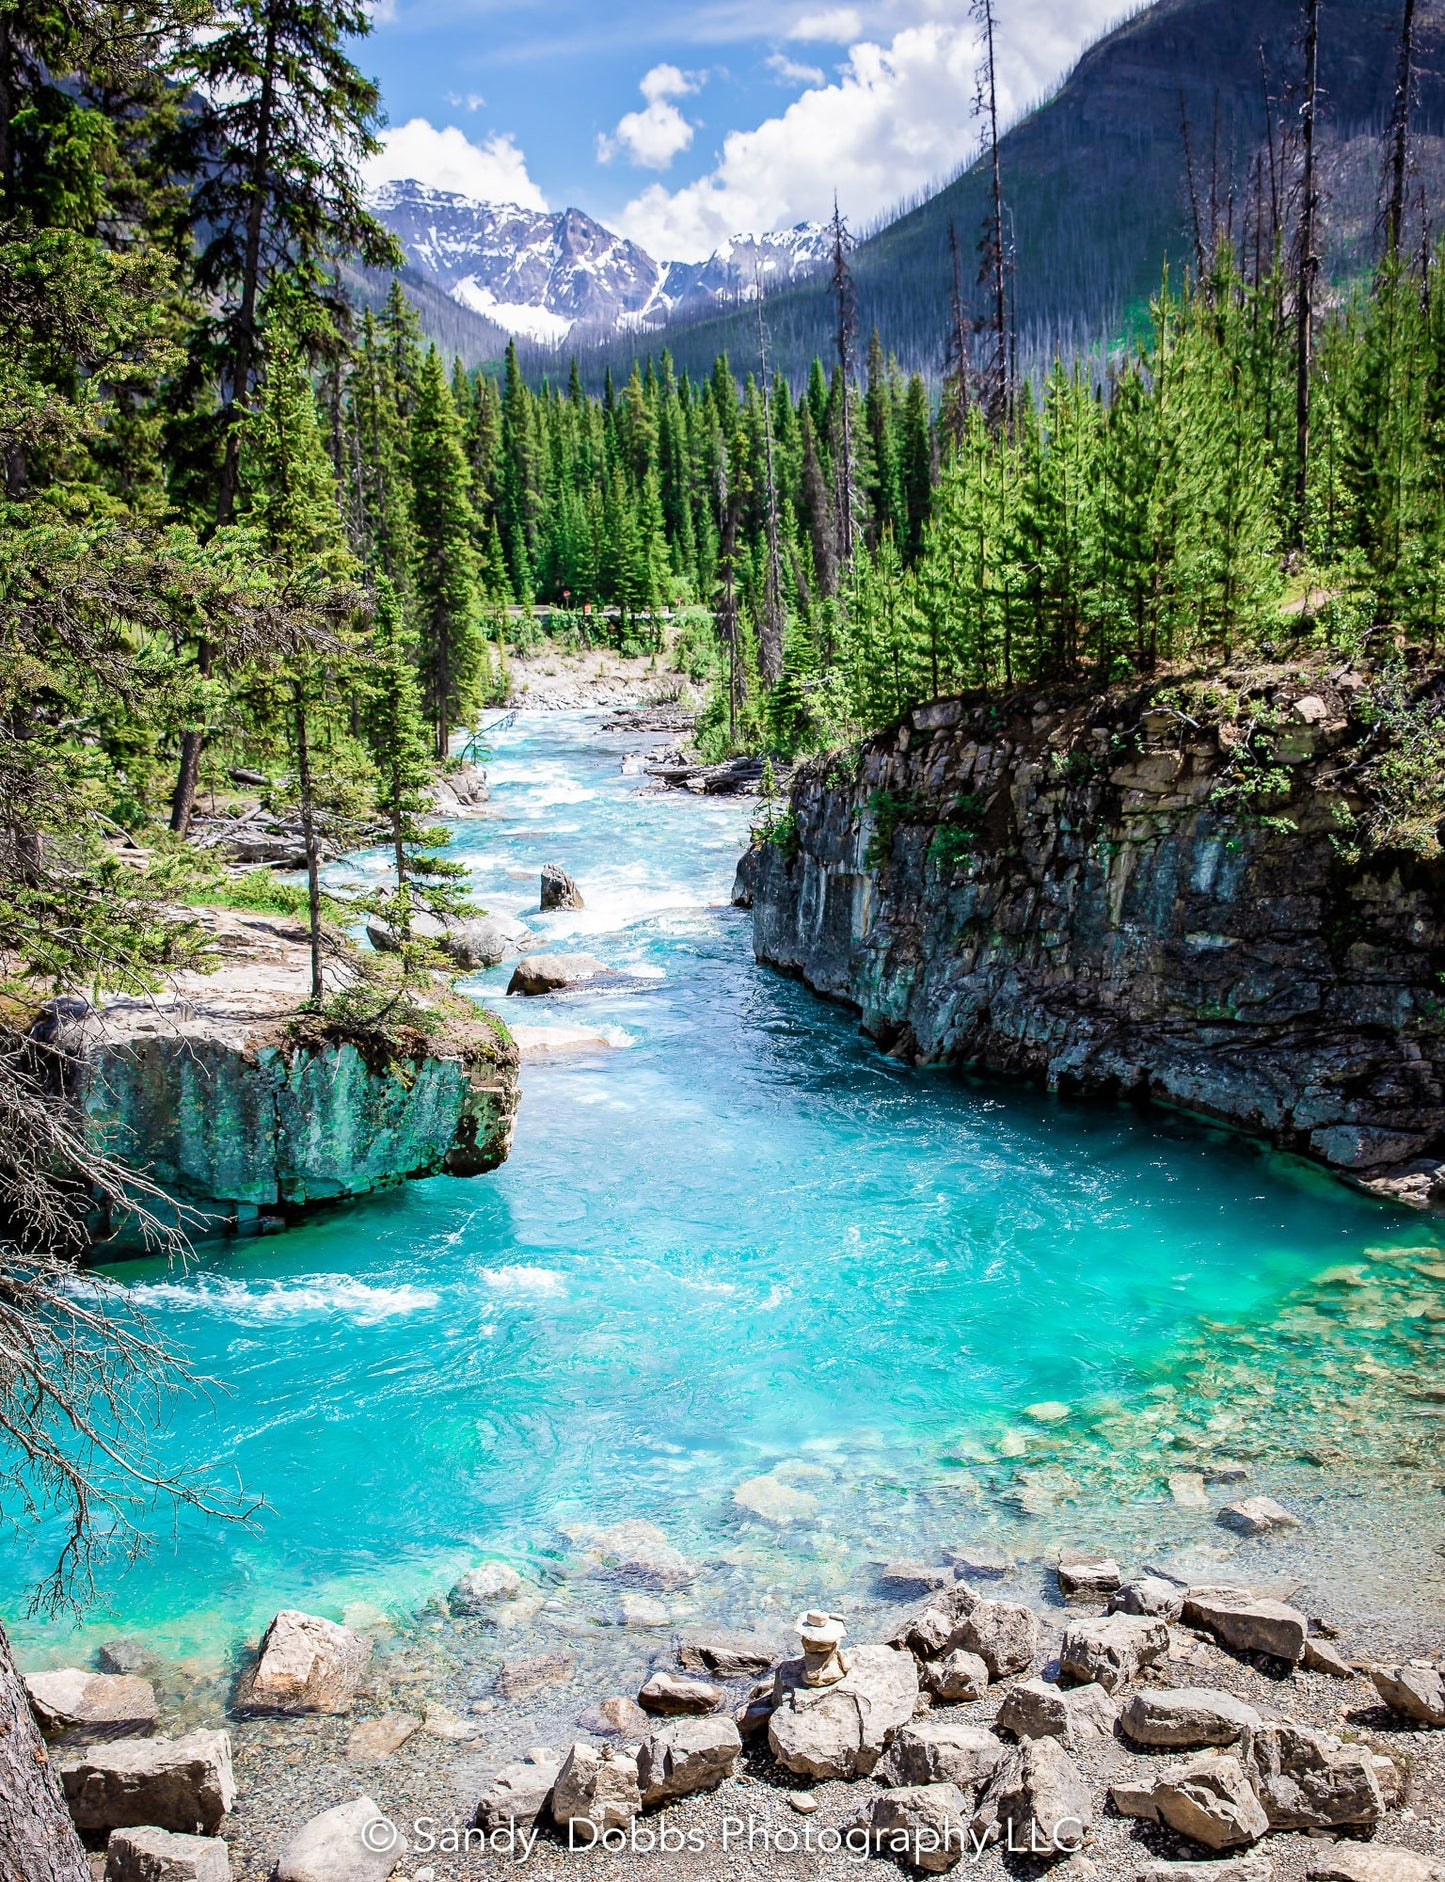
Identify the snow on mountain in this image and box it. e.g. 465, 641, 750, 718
370, 180, 831, 347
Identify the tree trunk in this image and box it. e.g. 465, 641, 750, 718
1386, 0, 1417, 261
0, 1621, 88, 1882
293, 694, 324, 1005
0, 14, 14, 212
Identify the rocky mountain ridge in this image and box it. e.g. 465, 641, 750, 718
370, 179, 831, 346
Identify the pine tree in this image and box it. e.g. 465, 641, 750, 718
410, 345, 483, 756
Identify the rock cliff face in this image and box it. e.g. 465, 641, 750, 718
66, 912, 520, 1247
745, 668, 1445, 1206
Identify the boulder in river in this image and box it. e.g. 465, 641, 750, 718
678, 1629, 779, 1678
234, 1610, 370, 1715
59, 1730, 235, 1835
507, 952, 614, 995
540, 863, 585, 910
1217, 1497, 1300, 1536
366, 911, 531, 969
274, 1796, 404, 1882
25, 1669, 158, 1744
103, 1825, 229, 1882
449, 1561, 531, 1616
1056, 1549, 1121, 1600
637, 1671, 721, 1715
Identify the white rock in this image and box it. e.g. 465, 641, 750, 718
60, 1731, 235, 1836
1169, 1472, 1211, 1509
637, 1716, 741, 1805
550, 1743, 642, 1833
234, 1611, 370, 1714
1120, 1688, 1262, 1749
1152, 1755, 1269, 1850
877, 1718, 1005, 1791
473, 1751, 561, 1831
1216, 1497, 1300, 1536
1371, 1664, 1445, 1726
448, 1562, 523, 1614
1181, 1589, 1309, 1664
1134, 1862, 1274, 1882
345, 1714, 421, 1764
950, 1599, 1038, 1679
104, 1826, 229, 1882
732, 1474, 820, 1523
1058, 1614, 1169, 1691
863, 1784, 972, 1873
768, 1643, 919, 1780
26, 1669, 158, 1744
1307, 1849, 1445, 1882
275, 1797, 405, 1882
615, 1593, 668, 1627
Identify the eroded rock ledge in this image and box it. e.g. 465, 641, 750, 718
745, 665, 1445, 1206
63, 911, 519, 1247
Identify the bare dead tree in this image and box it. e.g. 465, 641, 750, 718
1384, 0, 1418, 262
1294, 0, 1321, 545
755, 282, 786, 689
944, 219, 975, 453
828, 196, 858, 572
1180, 92, 1209, 279
973, 0, 1012, 431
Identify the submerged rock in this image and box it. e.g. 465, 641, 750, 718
1217, 1497, 1300, 1536
25, 1669, 158, 1744
638, 1671, 721, 1715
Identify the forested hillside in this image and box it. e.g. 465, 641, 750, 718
562, 0, 1445, 389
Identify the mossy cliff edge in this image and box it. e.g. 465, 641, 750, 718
65, 911, 519, 1246
744, 662, 1445, 1207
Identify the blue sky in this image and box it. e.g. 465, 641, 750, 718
362, 0, 1132, 260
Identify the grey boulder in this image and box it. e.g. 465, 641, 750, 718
950, 1599, 1038, 1679
1109, 1577, 1186, 1621
551, 1743, 642, 1833
1249, 1720, 1384, 1830
677, 1630, 778, 1678
922, 1648, 989, 1702
540, 863, 584, 910
25, 1669, 158, 1744
862, 1784, 973, 1874
1058, 1554, 1122, 1601
1151, 1755, 1269, 1850
59, 1731, 235, 1836
1120, 1687, 1261, 1749
637, 1671, 721, 1715
1180, 1590, 1308, 1664
637, 1716, 741, 1806
473, 1750, 561, 1831
1217, 1497, 1300, 1537
274, 1797, 404, 1882
1307, 1850, 1445, 1882
1371, 1664, 1445, 1726
1133, 1862, 1274, 1882
768, 1643, 919, 1780
998, 1678, 1118, 1747
1059, 1614, 1169, 1692
971, 1737, 1093, 1864
104, 1826, 229, 1882
507, 952, 614, 995
876, 1718, 1005, 1792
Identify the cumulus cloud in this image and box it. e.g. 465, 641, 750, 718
364, 119, 547, 209
615, 2, 1124, 261
598, 63, 700, 170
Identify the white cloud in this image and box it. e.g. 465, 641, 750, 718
766, 52, 826, 86
789, 7, 862, 40
640, 63, 697, 104
614, 2, 1125, 262
598, 64, 700, 171
364, 119, 547, 210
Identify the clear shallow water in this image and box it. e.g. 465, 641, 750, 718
11, 713, 1445, 1662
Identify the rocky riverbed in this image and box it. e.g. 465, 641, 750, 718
26, 1532, 1445, 1881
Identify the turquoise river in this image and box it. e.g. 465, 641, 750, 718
11, 710, 1445, 1668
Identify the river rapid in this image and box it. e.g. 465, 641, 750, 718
10, 710, 1445, 1672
